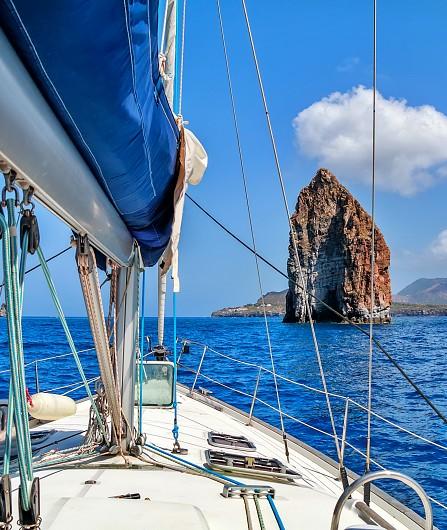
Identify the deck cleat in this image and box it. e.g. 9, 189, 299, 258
172, 440, 188, 455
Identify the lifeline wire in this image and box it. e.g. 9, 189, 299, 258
365, 0, 377, 503
240, 0, 341, 461
216, 0, 289, 462
185, 194, 447, 426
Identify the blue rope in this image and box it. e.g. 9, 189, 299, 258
267, 494, 286, 530
145, 442, 242, 486
145, 441, 286, 528
172, 291, 179, 442
138, 269, 146, 435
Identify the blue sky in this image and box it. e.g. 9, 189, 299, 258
21, 0, 447, 316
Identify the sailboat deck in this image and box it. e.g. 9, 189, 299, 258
10, 388, 426, 529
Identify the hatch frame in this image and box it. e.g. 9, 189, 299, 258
207, 431, 256, 452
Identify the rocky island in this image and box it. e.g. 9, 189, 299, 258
212, 169, 447, 321
212, 293, 447, 318
284, 169, 391, 323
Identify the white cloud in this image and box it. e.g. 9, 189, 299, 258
294, 86, 447, 195
431, 229, 447, 258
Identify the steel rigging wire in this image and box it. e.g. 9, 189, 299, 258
365, 0, 378, 505
216, 0, 289, 462
239, 0, 342, 463
28, 199, 447, 431
185, 192, 447, 427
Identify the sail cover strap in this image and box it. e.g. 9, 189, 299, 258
0, 1, 179, 266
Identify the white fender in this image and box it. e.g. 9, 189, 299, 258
28, 393, 76, 421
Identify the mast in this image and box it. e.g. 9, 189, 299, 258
115, 247, 143, 449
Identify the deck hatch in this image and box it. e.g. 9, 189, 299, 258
204, 450, 300, 478
207, 432, 256, 451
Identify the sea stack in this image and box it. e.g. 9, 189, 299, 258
284, 168, 391, 323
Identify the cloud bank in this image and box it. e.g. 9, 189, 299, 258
294, 86, 447, 195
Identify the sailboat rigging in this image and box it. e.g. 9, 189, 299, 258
0, 0, 442, 529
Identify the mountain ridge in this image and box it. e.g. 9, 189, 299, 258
394, 278, 447, 304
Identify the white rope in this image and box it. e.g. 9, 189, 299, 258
366, 0, 377, 477
78, 247, 122, 439
240, 0, 341, 462
178, 0, 187, 116
216, 0, 289, 461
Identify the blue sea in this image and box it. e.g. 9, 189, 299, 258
1, 316, 446, 528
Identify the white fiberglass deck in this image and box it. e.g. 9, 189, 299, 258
10, 388, 427, 530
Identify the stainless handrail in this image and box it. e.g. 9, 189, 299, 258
248, 367, 262, 425
190, 345, 207, 395
179, 338, 447, 454
0, 347, 97, 396
330, 470, 433, 530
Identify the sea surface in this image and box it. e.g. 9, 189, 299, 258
1, 316, 446, 528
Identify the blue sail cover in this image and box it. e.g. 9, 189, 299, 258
0, 0, 179, 266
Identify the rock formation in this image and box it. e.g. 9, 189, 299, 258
212, 291, 287, 317
284, 168, 391, 323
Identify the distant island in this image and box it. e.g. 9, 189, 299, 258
212, 282, 447, 318
212, 291, 287, 318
